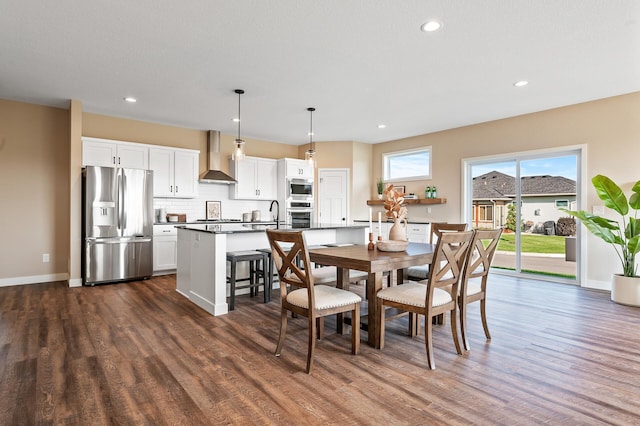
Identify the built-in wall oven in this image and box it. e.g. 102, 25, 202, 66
287, 178, 313, 198
288, 210, 312, 228
285, 178, 313, 228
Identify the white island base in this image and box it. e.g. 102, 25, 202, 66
176, 225, 368, 316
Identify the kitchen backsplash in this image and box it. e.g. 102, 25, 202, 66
153, 184, 276, 222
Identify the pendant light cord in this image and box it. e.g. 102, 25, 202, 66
235, 89, 244, 141
308, 107, 315, 151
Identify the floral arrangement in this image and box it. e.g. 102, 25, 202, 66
383, 184, 407, 220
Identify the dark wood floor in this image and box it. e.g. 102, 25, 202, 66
1, 274, 640, 425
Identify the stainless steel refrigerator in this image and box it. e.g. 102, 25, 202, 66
82, 166, 153, 285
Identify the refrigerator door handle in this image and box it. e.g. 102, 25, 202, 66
122, 173, 128, 230
116, 172, 122, 231
87, 237, 152, 244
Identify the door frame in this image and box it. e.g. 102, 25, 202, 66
317, 168, 350, 224
461, 144, 587, 286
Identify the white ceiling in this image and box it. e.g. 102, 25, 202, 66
1, 1, 639, 145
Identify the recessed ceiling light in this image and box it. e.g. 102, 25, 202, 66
377, 124, 387, 129
123, 97, 137, 103
513, 80, 528, 87
232, 118, 240, 122
420, 20, 442, 32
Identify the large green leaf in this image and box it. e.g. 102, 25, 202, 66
628, 235, 640, 256
560, 208, 618, 244
592, 175, 628, 216
630, 180, 640, 210
626, 217, 640, 239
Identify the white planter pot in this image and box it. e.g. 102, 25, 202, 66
611, 274, 640, 307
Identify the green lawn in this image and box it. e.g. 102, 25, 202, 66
496, 233, 567, 254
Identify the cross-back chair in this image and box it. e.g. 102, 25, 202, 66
266, 229, 361, 374
377, 230, 475, 369
458, 228, 502, 350
406, 223, 468, 281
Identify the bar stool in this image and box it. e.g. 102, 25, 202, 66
226, 250, 269, 311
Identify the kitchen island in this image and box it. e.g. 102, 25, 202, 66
176, 223, 369, 316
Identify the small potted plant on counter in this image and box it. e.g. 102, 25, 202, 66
562, 174, 640, 306
376, 178, 384, 199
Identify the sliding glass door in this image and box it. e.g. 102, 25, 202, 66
464, 148, 581, 283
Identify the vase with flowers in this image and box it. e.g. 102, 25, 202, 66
383, 184, 408, 241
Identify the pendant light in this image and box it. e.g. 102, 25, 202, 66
304, 107, 316, 167
232, 89, 246, 161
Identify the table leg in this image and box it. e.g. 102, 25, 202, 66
367, 271, 384, 348
336, 267, 349, 335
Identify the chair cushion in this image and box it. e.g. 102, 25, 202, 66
287, 285, 362, 310
377, 282, 452, 308
226, 250, 265, 260
407, 264, 430, 279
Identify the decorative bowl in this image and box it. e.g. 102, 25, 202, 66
376, 240, 409, 252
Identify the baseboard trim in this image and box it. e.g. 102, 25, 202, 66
585, 279, 611, 291
0, 273, 69, 287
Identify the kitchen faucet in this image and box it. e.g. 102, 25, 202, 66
269, 200, 280, 229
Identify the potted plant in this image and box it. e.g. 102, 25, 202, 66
561, 174, 640, 306
376, 178, 385, 199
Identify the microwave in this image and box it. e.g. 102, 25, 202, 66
287, 178, 313, 198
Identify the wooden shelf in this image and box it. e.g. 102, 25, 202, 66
366, 198, 447, 206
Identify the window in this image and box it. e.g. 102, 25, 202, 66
383, 147, 431, 181
555, 200, 569, 208
479, 205, 493, 221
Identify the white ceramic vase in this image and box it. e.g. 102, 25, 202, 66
388, 217, 408, 241
611, 274, 640, 307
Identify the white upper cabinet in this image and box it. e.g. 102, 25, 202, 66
282, 158, 314, 179
149, 147, 199, 198
82, 137, 149, 169
229, 156, 277, 200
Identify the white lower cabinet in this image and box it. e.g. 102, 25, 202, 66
406, 223, 430, 243
154, 225, 178, 273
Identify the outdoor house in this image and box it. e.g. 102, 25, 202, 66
472, 171, 576, 231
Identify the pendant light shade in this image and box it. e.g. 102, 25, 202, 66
305, 107, 316, 168
232, 89, 246, 161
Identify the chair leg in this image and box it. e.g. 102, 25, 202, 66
249, 260, 256, 297
316, 318, 324, 340
408, 312, 418, 337
306, 316, 317, 374
460, 301, 470, 351
352, 303, 360, 355
480, 298, 491, 340
275, 308, 288, 357
379, 302, 386, 350
229, 259, 236, 311
425, 314, 435, 370
450, 308, 462, 355
263, 256, 271, 303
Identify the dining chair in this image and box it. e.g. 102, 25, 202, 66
458, 228, 502, 351
377, 230, 475, 369
266, 229, 361, 374
406, 223, 468, 281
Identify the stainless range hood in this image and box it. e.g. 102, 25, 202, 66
199, 130, 236, 184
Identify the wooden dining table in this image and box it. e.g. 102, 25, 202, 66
309, 242, 435, 348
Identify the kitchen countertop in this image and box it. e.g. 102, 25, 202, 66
154, 220, 281, 226
353, 219, 432, 224
177, 222, 368, 234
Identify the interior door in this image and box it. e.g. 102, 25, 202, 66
318, 169, 349, 224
